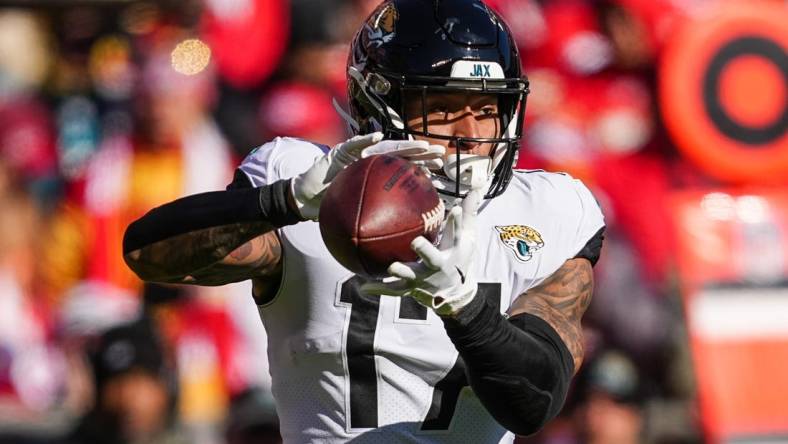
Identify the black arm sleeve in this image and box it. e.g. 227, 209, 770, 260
123, 178, 303, 253
226, 168, 254, 190
442, 294, 574, 436
574, 226, 605, 266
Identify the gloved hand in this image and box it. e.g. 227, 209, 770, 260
291, 132, 445, 220
361, 186, 483, 316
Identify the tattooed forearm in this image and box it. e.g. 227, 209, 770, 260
124, 221, 281, 285
508, 258, 593, 372
184, 232, 283, 285
223, 231, 281, 268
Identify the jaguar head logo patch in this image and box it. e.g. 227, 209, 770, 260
495, 225, 544, 262
365, 2, 399, 47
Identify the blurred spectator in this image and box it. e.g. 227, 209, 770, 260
0, 162, 65, 423
518, 348, 645, 444
28, 18, 270, 443
66, 317, 186, 444
154, 287, 246, 434
40, 26, 234, 304
285, 0, 350, 94
140, 283, 273, 442
4, 0, 782, 442
224, 388, 281, 444
572, 350, 644, 444
201, 0, 289, 89
494, 1, 701, 442
0, 97, 59, 207
0, 10, 52, 94
259, 82, 344, 145
0, 10, 60, 208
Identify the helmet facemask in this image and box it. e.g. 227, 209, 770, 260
347, 66, 529, 201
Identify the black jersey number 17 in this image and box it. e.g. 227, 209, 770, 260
338, 276, 501, 431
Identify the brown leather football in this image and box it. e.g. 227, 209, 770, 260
319, 154, 444, 277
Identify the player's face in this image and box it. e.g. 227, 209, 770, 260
404, 92, 500, 162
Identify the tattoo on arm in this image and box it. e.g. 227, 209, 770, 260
125, 221, 282, 285
224, 231, 282, 270
508, 258, 593, 372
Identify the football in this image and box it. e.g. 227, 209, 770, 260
319, 154, 444, 277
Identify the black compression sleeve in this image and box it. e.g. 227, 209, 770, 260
442, 294, 574, 436
575, 226, 605, 266
123, 179, 303, 253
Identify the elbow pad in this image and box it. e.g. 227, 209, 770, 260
442, 294, 574, 436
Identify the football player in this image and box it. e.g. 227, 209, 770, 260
123, 0, 605, 442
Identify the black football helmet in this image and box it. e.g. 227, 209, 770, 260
346, 0, 529, 200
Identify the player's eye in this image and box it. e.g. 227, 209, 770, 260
427, 104, 449, 115
479, 106, 498, 117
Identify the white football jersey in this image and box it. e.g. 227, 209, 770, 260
236, 137, 605, 443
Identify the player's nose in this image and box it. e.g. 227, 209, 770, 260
452, 106, 482, 152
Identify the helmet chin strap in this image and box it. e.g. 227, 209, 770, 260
332, 98, 360, 134
431, 112, 518, 202
443, 154, 491, 189
431, 155, 492, 208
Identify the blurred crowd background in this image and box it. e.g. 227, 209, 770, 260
0, 0, 786, 443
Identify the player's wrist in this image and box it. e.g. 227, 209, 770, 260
290, 134, 378, 221
438, 284, 484, 322
259, 179, 307, 226
288, 176, 313, 220
429, 281, 478, 317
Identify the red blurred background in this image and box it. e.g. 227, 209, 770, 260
0, 1, 785, 443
